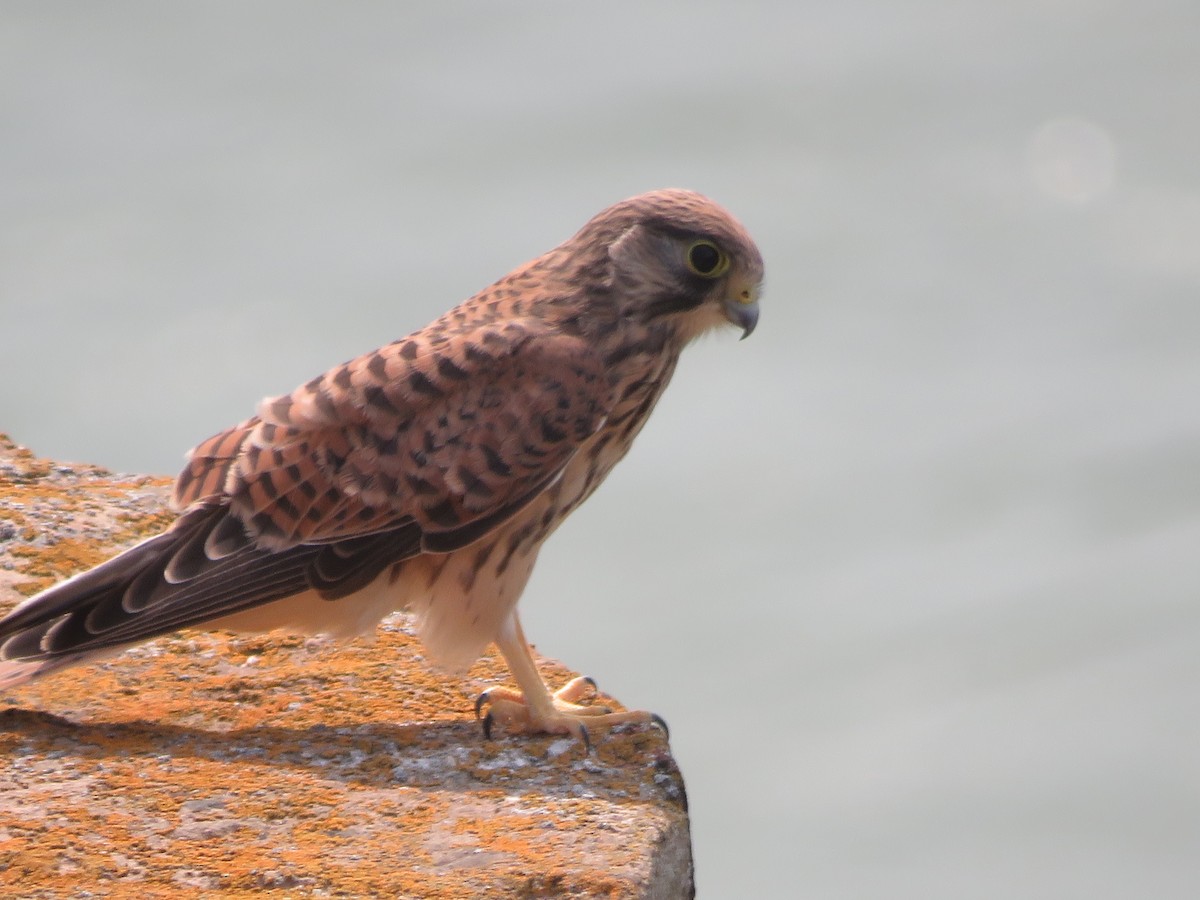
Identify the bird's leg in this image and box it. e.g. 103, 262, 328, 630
476, 614, 604, 736
476, 611, 667, 749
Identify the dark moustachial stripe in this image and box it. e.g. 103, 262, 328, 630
642, 290, 705, 321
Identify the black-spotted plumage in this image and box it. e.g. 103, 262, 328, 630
0, 189, 763, 743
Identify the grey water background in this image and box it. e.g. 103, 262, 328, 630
3, 2, 1198, 896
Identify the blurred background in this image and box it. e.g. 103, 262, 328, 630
2, 2, 1198, 896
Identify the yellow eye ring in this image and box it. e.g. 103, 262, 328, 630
685, 240, 730, 278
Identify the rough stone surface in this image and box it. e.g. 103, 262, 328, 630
0, 435, 694, 898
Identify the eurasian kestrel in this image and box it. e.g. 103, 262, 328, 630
0, 189, 763, 745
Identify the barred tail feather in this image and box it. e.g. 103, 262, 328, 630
0, 503, 424, 686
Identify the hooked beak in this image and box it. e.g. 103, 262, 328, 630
724, 288, 760, 340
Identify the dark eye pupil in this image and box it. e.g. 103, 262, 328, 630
690, 243, 720, 274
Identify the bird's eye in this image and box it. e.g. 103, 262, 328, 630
685, 240, 729, 278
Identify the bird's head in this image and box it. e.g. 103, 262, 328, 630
570, 189, 764, 344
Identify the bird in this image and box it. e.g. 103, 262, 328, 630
0, 189, 763, 746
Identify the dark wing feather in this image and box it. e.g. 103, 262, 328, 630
0, 317, 614, 667
0, 504, 422, 663
192, 318, 613, 549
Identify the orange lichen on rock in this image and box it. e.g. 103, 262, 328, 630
0, 436, 693, 898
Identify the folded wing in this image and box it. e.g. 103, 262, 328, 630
0, 317, 613, 675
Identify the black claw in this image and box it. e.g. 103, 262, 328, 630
482, 711, 495, 741
578, 723, 592, 755
650, 713, 670, 740
582, 676, 598, 691
474, 691, 490, 720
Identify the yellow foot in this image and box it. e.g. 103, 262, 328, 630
476, 675, 605, 716
483, 613, 669, 752
474, 677, 668, 752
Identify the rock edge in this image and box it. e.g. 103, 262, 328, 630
0, 435, 694, 898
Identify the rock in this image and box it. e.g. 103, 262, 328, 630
0, 435, 694, 897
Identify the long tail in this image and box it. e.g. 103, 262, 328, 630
0, 503, 420, 688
